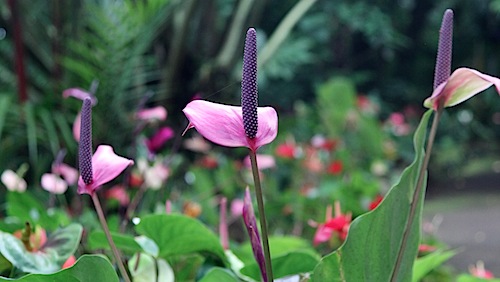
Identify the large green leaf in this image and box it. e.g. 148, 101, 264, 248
0, 224, 82, 274
6, 192, 50, 230
0, 255, 118, 281
135, 214, 226, 262
412, 250, 455, 282
199, 267, 239, 282
313, 110, 433, 282
87, 230, 143, 255
241, 251, 319, 281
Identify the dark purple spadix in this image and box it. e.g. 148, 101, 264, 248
79, 98, 93, 185
241, 28, 258, 139
433, 9, 453, 90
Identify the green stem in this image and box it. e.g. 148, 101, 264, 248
91, 192, 131, 282
391, 109, 442, 282
249, 150, 274, 282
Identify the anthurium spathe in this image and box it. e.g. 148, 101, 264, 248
77, 145, 134, 195
182, 100, 278, 153
424, 67, 500, 110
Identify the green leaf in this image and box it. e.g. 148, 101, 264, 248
135, 214, 226, 262
241, 251, 319, 281
0, 255, 118, 281
312, 110, 433, 282
0, 224, 82, 274
234, 236, 317, 265
88, 230, 143, 254
412, 250, 455, 282
128, 253, 175, 282
199, 267, 239, 282
41, 223, 83, 266
6, 192, 60, 230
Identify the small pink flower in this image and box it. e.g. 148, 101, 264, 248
1, 170, 27, 192
105, 185, 130, 206
470, 261, 495, 279
229, 199, 244, 219
145, 126, 174, 153
41, 173, 68, 194
311, 202, 351, 245
424, 68, 500, 110
183, 100, 278, 153
77, 145, 134, 195
136, 106, 167, 122
52, 163, 79, 186
183, 134, 212, 153
243, 154, 276, 170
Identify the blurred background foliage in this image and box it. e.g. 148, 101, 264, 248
1, 0, 500, 208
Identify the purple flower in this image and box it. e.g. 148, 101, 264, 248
242, 187, 267, 282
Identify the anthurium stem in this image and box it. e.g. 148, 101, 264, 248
249, 150, 274, 282
391, 109, 442, 282
91, 192, 131, 282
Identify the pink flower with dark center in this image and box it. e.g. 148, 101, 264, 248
424, 10, 500, 110
183, 29, 277, 153
77, 98, 133, 195
77, 145, 134, 195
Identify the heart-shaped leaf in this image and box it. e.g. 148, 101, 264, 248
135, 214, 226, 263
0, 255, 118, 281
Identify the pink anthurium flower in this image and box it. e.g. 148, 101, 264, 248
77, 145, 134, 195
135, 106, 167, 122
424, 68, 500, 110
182, 100, 278, 153
145, 126, 174, 153
41, 173, 68, 194
1, 169, 27, 192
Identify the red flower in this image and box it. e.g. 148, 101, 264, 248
275, 143, 296, 159
327, 160, 343, 175
311, 202, 352, 245
369, 195, 384, 211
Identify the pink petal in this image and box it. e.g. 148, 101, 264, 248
77, 145, 134, 195
52, 163, 79, 185
41, 173, 68, 194
243, 154, 276, 170
182, 100, 277, 152
1, 170, 27, 192
73, 112, 81, 142
145, 127, 174, 153
313, 224, 333, 246
136, 106, 167, 122
63, 88, 98, 105
424, 68, 500, 109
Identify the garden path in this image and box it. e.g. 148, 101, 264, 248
425, 173, 500, 276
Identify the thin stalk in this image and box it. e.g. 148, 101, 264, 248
91, 192, 131, 282
120, 183, 147, 232
249, 151, 274, 282
391, 109, 442, 282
